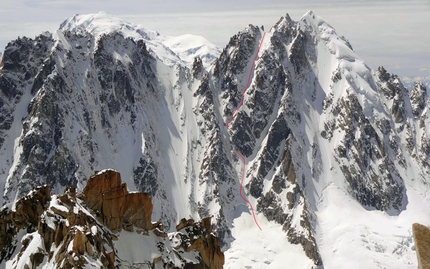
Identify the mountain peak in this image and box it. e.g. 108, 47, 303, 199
57, 12, 221, 67
59, 11, 159, 41
303, 10, 316, 18
300, 10, 323, 25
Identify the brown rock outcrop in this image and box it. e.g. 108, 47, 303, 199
413, 223, 430, 269
0, 169, 224, 269
0, 185, 50, 258
176, 217, 224, 269
80, 169, 153, 232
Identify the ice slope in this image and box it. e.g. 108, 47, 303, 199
317, 184, 428, 269
225, 210, 314, 268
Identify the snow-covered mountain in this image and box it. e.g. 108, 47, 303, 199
58, 11, 221, 67
402, 75, 430, 92
1, 11, 429, 268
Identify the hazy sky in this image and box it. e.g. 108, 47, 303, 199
0, 0, 429, 78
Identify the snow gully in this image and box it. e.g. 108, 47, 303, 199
226, 31, 266, 231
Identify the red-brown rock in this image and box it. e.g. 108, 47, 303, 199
81, 169, 153, 232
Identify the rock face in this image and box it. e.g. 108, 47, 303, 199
0, 169, 224, 269
81, 169, 153, 232
0, 185, 51, 261
175, 217, 224, 269
413, 223, 430, 269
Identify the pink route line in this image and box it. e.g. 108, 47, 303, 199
226, 32, 266, 231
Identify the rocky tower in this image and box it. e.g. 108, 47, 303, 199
0, 11, 429, 268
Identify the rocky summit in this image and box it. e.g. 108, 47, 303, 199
0, 169, 224, 268
0, 10, 430, 268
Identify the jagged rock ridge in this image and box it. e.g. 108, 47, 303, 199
0, 169, 224, 268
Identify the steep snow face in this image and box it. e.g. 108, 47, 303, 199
0, 10, 429, 269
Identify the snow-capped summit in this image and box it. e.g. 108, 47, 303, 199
160, 34, 221, 67
59, 11, 160, 40
0, 10, 429, 269
58, 12, 221, 67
